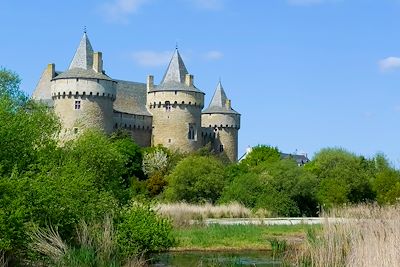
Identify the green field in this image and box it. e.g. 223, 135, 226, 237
173, 224, 317, 250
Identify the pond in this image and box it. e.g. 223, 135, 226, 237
150, 250, 282, 266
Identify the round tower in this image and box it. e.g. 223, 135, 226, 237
202, 82, 241, 162
51, 33, 116, 139
147, 49, 204, 152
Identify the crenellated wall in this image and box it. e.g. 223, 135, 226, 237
51, 78, 116, 139
113, 111, 152, 147
148, 90, 204, 153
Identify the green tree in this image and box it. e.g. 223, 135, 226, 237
0, 69, 59, 176
240, 145, 281, 167
165, 156, 227, 203
307, 148, 375, 208
0, 67, 26, 105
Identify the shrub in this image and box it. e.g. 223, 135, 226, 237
164, 156, 227, 204
116, 204, 175, 257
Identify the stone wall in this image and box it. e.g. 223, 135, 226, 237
113, 111, 152, 147
52, 78, 115, 139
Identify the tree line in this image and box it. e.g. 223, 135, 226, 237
1, 68, 400, 265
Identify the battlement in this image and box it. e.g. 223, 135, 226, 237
147, 90, 204, 109
51, 78, 116, 100
201, 113, 241, 129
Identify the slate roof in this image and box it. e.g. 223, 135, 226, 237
151, 49, 203, 93
53, 33, 112, 81
113, 80, 152, 116
52, 68, 113, 81
69, 32, 93, 70
202, 81, 240, 114
281, 153, 310, 165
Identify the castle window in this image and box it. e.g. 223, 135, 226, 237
188, 123, 197, 140
219, 144, 224, 152
165, 101, 171, 112
74, 127, 79, 134
175, 91, 177, 95
74, 100, 81, 110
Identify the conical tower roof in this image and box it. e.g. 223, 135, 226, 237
53, 32, 112, 81
153, 49, 203, 93
203, 81, 239, 114
161, 49, 188, 84
69, 32, 94, 70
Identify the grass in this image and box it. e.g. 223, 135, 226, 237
173, 224, 315, 251
30, 217, 147, 267
156, 202, 252, 227
294, 204, 400, 267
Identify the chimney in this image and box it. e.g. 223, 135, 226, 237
226, 99, 231, 109
185, 74, 194, 87
47, 63, 55, 79
147, 75, 154, 92
93, 52, 103, 73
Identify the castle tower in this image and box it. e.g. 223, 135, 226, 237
202, 81, 241, 162
147, 48, 205, 152
50, 32, 116, 139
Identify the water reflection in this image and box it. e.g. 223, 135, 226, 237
150, 250, 282, 267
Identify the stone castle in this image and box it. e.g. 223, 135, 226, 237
32, 33, 241, 161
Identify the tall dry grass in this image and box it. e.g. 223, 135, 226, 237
295, 204, 400, 267
30, 216, 147, 267
156, 202, 251, 226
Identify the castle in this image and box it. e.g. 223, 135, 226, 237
32, 33, 241, 162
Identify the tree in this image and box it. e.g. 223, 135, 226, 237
0, 67, 26, 105
307, 148, 375, 208
240, 145, 280, 167
165, 156, 227, 203
0, 68, 59, 176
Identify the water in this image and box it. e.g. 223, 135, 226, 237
150, 250, 282, 267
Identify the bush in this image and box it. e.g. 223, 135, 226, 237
164, 156, 227, 204
116, 204, 175, 257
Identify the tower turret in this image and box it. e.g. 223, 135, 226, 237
147, 48, 205, 152
202, 81, 240, 162
51, 32, 116, 139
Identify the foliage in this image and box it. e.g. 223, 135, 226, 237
0, 96, 59, 175
112, 133, 145, 181
240, 145, 280, 167
165, 156, 227, 204
222, 159, 318, 216
220, 172, 266, 208
0, 67, 26, 105
116, 204, 175, 257
306, 148, 375, 208
142, 149, 169, 176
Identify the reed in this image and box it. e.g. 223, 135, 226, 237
155, 202, 251, 226
295, 204, 400, 267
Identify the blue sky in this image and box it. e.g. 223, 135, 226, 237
1, 0, 400, 164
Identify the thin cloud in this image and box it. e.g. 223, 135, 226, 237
132, 50, 172, 67
204, 50, 223, 60
287, 0, 339, 6
186, 0, 224, 10
379, 57, 400, 72
100, 0, 150, 23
